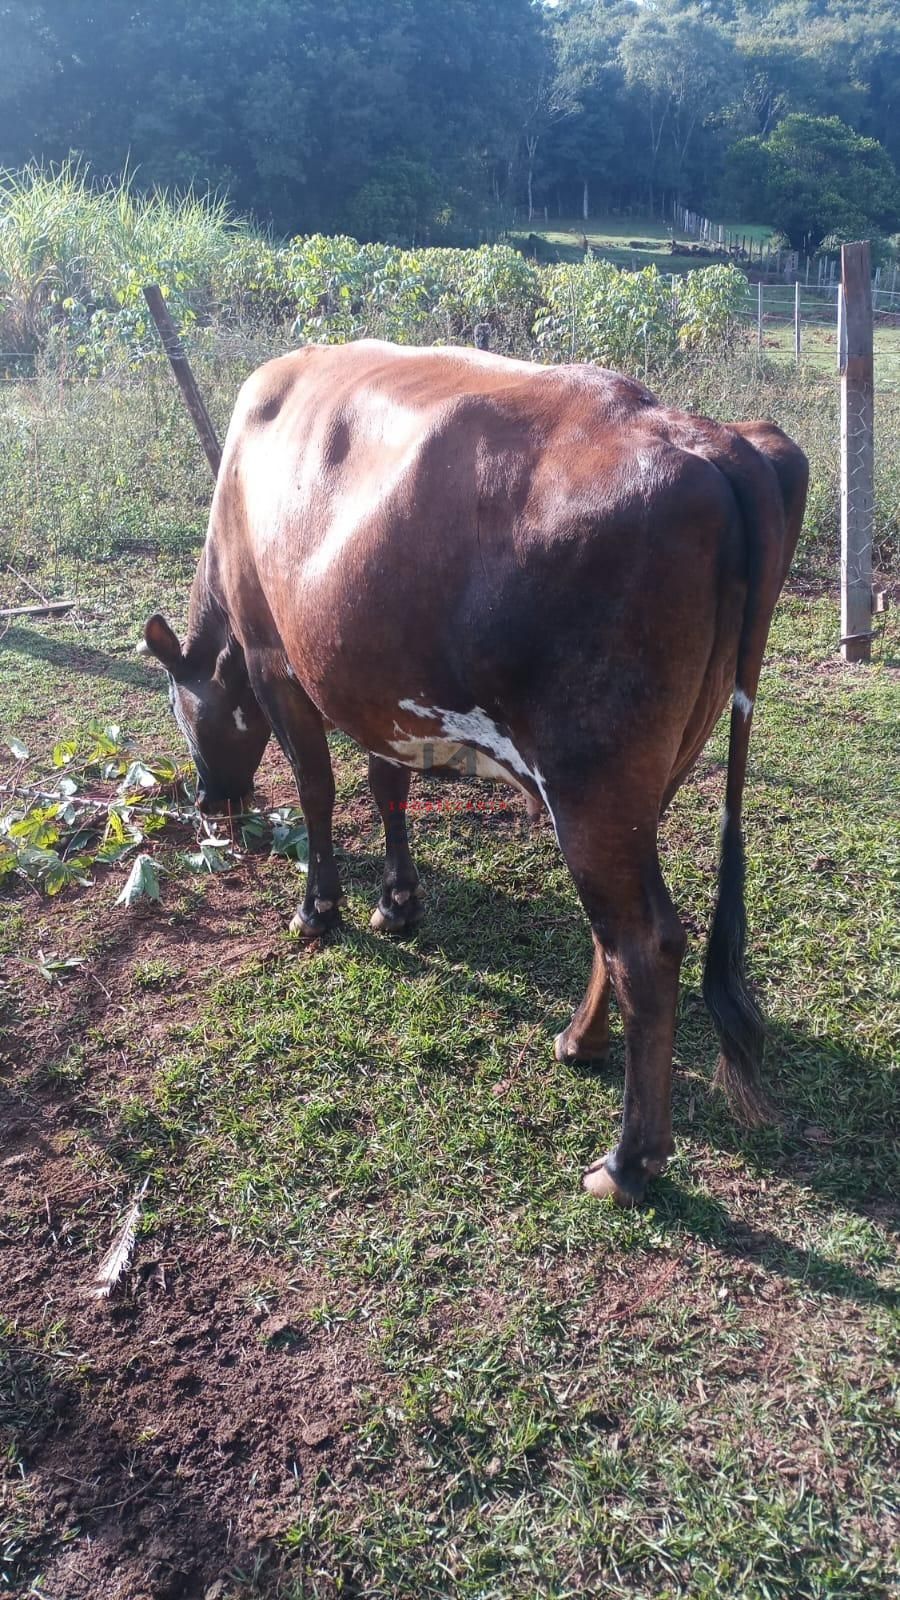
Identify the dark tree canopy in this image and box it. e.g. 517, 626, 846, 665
0, 0, 898, 244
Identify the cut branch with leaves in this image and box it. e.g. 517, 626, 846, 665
1, 723, 309, 903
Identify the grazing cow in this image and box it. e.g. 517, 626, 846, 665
144, 340, 807, 1205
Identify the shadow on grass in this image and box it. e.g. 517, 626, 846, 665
334, 855, 899, 1238
3, 824, 894, 1321
0, 625, 156, 691
0, 1316, 270, 1598
649, 1181, 898, 1310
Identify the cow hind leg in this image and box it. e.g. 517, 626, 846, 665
367, 755, 425, 934
250, 672, 342, 937
554, 933, 611, 1066
553, 796, 686, 1206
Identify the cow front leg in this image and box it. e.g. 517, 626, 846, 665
367, 754, 425, 935
249, 672, 342, 937
553, 801, 685, 1205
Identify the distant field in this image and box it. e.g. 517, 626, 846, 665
730, 281, 900, 388
509, 218, 900, 389
509, 215, 776, 274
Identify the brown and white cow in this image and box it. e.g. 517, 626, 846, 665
144, 340, 808, 1205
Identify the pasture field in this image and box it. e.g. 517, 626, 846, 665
509, 217, 775, 273
1, 347, 898, 1599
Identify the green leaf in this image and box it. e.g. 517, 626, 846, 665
270, 808, 309, 866
52, 739, 79, 767
184, 837, 232, 873
116, 853, 161, 905
121, 760, 159, 792
34, 949, 85, 981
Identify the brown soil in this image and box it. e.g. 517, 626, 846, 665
0, 849, 384, 1600
0, 754, 540, 1598
2, 1205, 370, 1599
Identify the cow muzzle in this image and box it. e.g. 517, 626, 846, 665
195, 785, 253, 816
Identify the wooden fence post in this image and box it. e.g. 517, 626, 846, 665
794, 280, 801, 363
142, 284, 222, 479
757, 280, 763, 351
839, 242, 874, 663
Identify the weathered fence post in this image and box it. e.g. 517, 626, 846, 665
757, 280, 763, 351
794, 280, 801, 363
839, 242, 874, 664
142, 284, 222, 479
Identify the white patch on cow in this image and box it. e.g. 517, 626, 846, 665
233, 706, 248, 733
733, 686, 754, 720
397, 701, 533, 783
392, 702, 555, 821
389, 736, 524, 786
530, 765, 561, 845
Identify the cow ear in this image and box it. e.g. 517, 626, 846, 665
214, 638, 244, 692
143, 613, 185, 677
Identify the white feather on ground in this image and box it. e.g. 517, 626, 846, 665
86, 1177, 149, 1299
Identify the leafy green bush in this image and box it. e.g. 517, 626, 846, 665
534, 258, 745, 369
0, 165, 745, 371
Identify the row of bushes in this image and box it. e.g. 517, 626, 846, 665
1, 165, 746, 374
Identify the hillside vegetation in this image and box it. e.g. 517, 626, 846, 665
2, 0, 900, 251
0, 166, 746, 374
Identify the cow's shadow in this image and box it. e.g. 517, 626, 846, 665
329, 844, 898, 1310
0, 624, 158, 691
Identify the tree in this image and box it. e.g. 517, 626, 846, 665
0, 0, 547, 237
546, 0, 634, 220
725, 114, 899, 249
619, 2, 740, 210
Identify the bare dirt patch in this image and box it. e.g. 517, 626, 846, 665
3, 1201, 373, 1599
0, 853, 383, 1599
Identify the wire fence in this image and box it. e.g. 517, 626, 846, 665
4, 275, 900, 388
725, 280, 900, 390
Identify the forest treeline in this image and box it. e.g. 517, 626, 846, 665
2, 0, 898, 249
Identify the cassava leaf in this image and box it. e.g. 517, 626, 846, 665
184, 837, 232, 873
116, 853, 161, 905
121, 760, 158, 791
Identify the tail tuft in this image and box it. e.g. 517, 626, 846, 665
703, 817, 776, 1127
712, 1053, 775, 1128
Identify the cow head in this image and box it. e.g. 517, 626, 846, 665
143, 613, 270, 812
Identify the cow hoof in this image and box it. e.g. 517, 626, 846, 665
582, 1155, 644, 1207
290, 902, 341, 938
370, 888, 425, 937
554, 1030, 609, 1068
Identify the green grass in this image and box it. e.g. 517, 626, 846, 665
510, 215, 775, 273
1, 353, 898, 1596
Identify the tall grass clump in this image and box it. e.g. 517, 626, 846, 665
0, 161, 251, 354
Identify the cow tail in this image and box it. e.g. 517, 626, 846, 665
702, 448, 786, 1127
703, 705, 771, 1125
